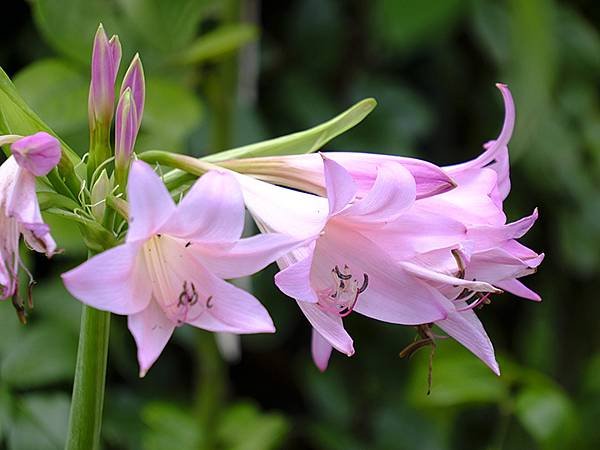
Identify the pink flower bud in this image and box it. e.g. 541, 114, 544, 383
11, 132, 61, 176
88, 24, 122, 126
115, 88, 139, 169
120, 54, 145, 133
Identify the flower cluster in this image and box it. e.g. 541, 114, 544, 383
0, 25, 542, 379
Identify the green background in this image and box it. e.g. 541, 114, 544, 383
0, 0, 599, 449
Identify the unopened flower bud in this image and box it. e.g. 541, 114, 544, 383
120, 54, 145, 133
88, 24, 121, 128
11, 132, 61, 176
91, 169, 112, 221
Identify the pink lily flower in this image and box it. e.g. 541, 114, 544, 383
0, 132, 61, 301
236, 155, 497, 371
233, 84, 541, 374
62, 161, 302, 376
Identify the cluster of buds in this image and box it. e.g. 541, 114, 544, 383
0, 25, 542, 381
87, 24, 145, 193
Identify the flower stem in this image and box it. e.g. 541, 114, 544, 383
195, 332, 226, 447
64, 305, 111, 450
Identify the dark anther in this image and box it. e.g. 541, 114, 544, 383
451, 249, 465, 280
185, 241, 191, 248
189, 282, 198, 305
11, 294, 27, 325
357, 274, 369, 294
206, 296, 214, 308
333, 265, 352, 280
157, 234, 162, 238
339, 280, 345, 289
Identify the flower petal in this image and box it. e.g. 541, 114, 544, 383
191, 232, 307, 279
166, 170, 245, 242
274, 247, 319, 303
436, 304, 500, 375
236, 173, 328, 238
184, 262, 275, 334
316, 226, 450, 325
62, 242, 152, 315
128, 299, 175, 377
399, 261, 502, 293
494, 278, 541, 301
321, 154, 356, 215
4, 161, 57, 256
342, 162, 416, 224
11, 132, 61, 176
297, 300, 354, 356
312, 328, 334, 371
367, 210, 466, 261
126, 161, 176, 242
468, 208, 538, 250
445, 83, 515, 202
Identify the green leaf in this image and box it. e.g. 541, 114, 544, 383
514, 377, 579, 448
7, 393, 70, 450
203, 98, 377, 162
407, 339, 508, 408
13, 59, 88, 138
142, 402, 203, 450
117, 0, 208, 53
0, 323, 77, 389
136, 76, 203, 152
0, 66, 80, 163
217, 402, 289, 450
174, 24, 258, 65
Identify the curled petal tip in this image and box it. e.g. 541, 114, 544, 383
495, 82, 508, 89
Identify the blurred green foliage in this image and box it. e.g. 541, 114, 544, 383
1, 0, 599, 449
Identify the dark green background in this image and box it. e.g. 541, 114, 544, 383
0, 0, 599, 449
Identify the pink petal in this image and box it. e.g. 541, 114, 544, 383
316, 227, 450, 325
274, 247, 319, 303
165, 170, 244, 242
416, 168, 505, 227
436, 304, 500, 375
191, 232, 307, 280
128, 299, 175, 377
236, 173, 328, 237
11, 132, 62, 176
321, 154, 356, 215
468, 208, 538, 250
297, 300, 354, 356
271, 152, 455, 199
311, 328, 334, 371
185, 262, 275, 334
342, 162, 416, 224
126, 161, 176, 242
467, 248, 543, 282
5, 161, 56, 256
62, 242, 152, 315
399, 261, 501, 293
445, 84, 515, 202
368, 210, 466, 261
495, 278, 541, 301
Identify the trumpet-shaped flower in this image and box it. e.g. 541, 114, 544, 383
237, 155, 498, 371
0, 132, 61, 301
62, 161, 302, 376
233, 84, 542, 374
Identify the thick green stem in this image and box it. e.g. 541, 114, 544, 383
195, 333, 226, 447
65, 305, 111, 450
